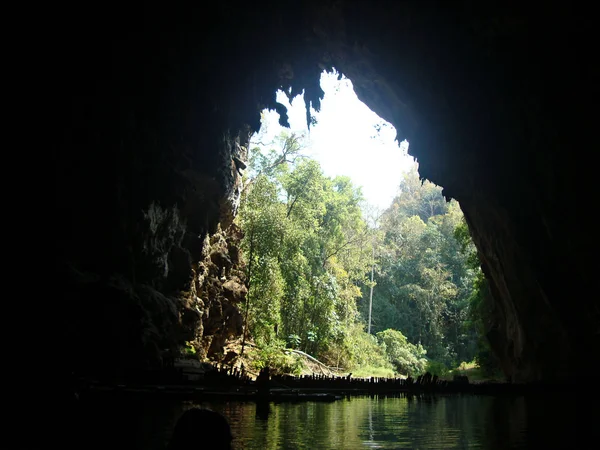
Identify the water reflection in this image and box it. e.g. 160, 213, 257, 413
75, 393, 584, 449
255, 400, 271, 421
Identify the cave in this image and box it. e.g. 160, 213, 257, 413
55, 1, 597, 390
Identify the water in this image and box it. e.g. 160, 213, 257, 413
73, 393, 589, 449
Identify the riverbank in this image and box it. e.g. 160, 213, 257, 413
75, 369, 577, 406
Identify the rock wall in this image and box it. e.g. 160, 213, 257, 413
55, 1, 596, 382
186, 224, 247, 361
58, 138, 249, 377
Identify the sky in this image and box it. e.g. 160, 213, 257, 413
250, 70, 416, 211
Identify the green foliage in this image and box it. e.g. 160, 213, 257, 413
287, 334, 301, 349
339, 323, 393, 372
361, 168, 480, 368
425, 360, 449, 377
247, 132, 306, 182
239, 134, 489, 379
388, 168, 449, 223
238, 133, 371, 360
447, 360, 502, 381
376, 329, 427, 376
183, 341, 197, 358
351, 365, 395, 378
250, 342, 305, 376
239, 174, 286, 346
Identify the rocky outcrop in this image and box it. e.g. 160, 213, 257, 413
55, 1, 596, 382
182, 224, 247, 361
56, 103, 251, 377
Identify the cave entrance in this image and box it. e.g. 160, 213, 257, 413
237, 70, 486, 380
251, 70, 412, 213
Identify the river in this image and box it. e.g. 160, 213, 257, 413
73, 393, 586, 449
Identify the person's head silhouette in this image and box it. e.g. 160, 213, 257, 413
169, 408, 233, 450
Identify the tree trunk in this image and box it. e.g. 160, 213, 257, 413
368, 245, 375, 334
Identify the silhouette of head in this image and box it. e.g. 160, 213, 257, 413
169, 408, 233, 450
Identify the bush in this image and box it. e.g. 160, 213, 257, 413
376, 329, 428, 376
425, 360, 449, 377
250, 342, 304, 376
351, 365, 395, 378
345, 324, 394, 371
323, 323, 394, 375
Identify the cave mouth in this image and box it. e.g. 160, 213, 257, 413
236, 69, 485, 378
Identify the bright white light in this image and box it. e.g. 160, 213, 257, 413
251, 70, 416, 211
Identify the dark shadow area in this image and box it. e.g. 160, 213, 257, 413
169, 408, 232, 450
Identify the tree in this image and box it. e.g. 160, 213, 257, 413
238, 133, 371, 363
376, 329, 427, 376
238, 174, 286, 348
239, 140, 484, 375
362, 161, 480, 367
